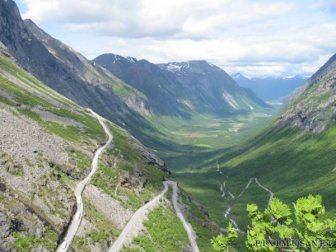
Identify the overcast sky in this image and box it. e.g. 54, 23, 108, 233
15, 0, 336, 78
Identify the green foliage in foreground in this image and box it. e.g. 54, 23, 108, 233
212, 195, 336, 252
211, 222, 238, 252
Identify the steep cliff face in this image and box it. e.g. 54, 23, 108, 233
0, 0, 153, 130
278, 53, 336, 133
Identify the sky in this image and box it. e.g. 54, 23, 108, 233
14, 0, 336, 78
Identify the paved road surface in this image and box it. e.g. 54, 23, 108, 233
165, 181, 200, 252
57, 109, 113, 252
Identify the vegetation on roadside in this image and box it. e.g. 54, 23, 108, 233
122, 205, 190, 252
12, 228, 58, 252
72, 198, 120, 251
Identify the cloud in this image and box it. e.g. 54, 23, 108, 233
21, 0, 294, 38
18, 0, 336, 77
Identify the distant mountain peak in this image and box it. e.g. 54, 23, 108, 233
95, 53, 140, 65
165, 62, 190, 73
126, 56, 137, 63
232, 73, 249, 80
111, 54, 123, 63
233, 73, 307, 101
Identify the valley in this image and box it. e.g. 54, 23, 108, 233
0, 0, 336, 251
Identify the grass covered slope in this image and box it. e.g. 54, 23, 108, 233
0, 50, 106, 251
175, 53, 336, 239
0, 50, 173, 251
175, 121, 336, 251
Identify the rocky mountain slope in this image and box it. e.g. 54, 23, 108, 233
0, 28, 217, 252
278, 53, 336, 133
0, 42, 212, 251
159, 61, 270, 114
94, 54, 270, 117
232, 73, 306, 101
0, 0, 155, 136
94, 54, 190, 117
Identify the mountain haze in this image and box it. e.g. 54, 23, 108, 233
233, 73, 306, 101
95, 54, 270, 117
159, 61, 270, 113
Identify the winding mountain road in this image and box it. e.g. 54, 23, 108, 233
166, 181, 200, 252
236, 177, 274, 206
221, 177, 275, 232
217, 164, 275, 232
254, 178, 274, 206
109, 181, 200, 252
57, 109, 113, 252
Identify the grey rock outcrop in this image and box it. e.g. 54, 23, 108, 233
277, 53, 336, 133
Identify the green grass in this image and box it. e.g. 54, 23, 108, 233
110, 127, 139, 162
0, 95, 16, 106
70, 150, 91, 170
141, 108, 278, 173
18, 108, 82, 142
148, 110, 275, 150
92, 163, 118, 195
124, 205, 189, 252
47, 108, 105, 142
92, 160, 165, 210
178, 187, 218, 251
12, 228, 58, 252
92, 125, 166, 210
174, 124, 336, 250
0, 56, 73, 107
16, 107, 106, 144
72, 198, 120, 251
0, 75, 51, 107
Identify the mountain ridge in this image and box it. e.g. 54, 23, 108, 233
277, 53, 336, 133
95, 53, 271, 117
232, 72, 306, 101
0, 0, 160, 137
